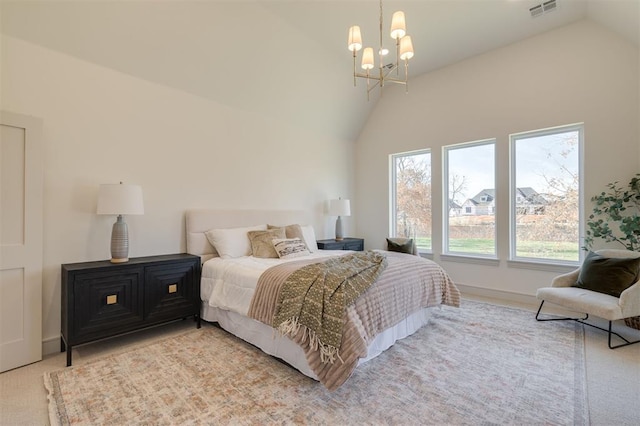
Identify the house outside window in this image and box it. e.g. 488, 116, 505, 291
510, 124, 582, 263
390, 150, 432, 252
444, 140, 496, 256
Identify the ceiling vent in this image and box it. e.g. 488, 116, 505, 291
530, 0, 557, 18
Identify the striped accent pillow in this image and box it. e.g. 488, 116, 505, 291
272, 238, 310, 259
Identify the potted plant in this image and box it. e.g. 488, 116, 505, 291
584, 173, 640, 329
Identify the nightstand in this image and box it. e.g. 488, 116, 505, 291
316, 238, 364, 251
61, 253, 201, 366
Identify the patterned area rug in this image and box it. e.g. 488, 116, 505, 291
45, 300, 588, 425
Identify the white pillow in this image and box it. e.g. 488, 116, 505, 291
205, 224, 267, 258
300, 225, 318, 252
273, 238, 311, 259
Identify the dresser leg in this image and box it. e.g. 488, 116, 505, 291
60, 337, 66, 352
66, 346, 72, 367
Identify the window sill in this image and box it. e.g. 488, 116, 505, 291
418, 251, 434, 260
424, 254, 579, 273
439, 254, 500, 266
507, 259, 578, 273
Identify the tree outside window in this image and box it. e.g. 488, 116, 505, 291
390, 151, 431, 252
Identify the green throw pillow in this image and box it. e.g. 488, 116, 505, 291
574, 251, 640, 297
386, 238, 414, 254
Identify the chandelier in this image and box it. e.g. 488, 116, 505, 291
347, 0, 415, 100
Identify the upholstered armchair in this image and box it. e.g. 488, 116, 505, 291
536, 249, 640, 349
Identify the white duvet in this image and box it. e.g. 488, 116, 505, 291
201, 250, 349, 316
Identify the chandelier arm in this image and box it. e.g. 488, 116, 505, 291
352, 52, 357, 87
353, 73, 406, 85
379, 78, 407, 85
396, 37, 400, 76
379, 0, 383, 64
382, 64, 398, 79
378, 0, 385, 88
367, 78, 382, 93
404, 60, 409, 93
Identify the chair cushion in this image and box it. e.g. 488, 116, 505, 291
574, 251, 640, 297
536, 287, 625, 320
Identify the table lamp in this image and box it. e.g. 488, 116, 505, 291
329, 198, 351, 241
97, 182, 144, 263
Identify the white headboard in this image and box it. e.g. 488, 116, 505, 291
185, 209, 313, 263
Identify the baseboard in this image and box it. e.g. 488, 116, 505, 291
42, 335, 61, 356
456, 283, 539, 310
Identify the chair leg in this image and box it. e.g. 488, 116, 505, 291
536, 301, 640, 349
535, 300, 588, 322
606, 321, 640, 349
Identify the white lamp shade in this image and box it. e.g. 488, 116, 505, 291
329, 199, 351, 217
361, 47, 374, 70
348, 26, 362, 52
97, 183, 144, 215
390, 11, 406, 40
399, 35, 414, 60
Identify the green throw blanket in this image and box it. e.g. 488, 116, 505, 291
272, 251, 387, 363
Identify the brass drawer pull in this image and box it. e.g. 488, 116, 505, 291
168, 284, 177, 294
106, 294, 117, 305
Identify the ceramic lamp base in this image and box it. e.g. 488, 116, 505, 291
110, 215, 129, 263
335, 216, 344, 241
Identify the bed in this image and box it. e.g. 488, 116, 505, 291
185, 209, 460, 390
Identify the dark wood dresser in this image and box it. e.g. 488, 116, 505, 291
61, 253, 201, 366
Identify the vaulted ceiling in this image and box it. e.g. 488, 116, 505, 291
1, 1, 638, 141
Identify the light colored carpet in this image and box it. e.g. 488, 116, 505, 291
44, 300, 588, 425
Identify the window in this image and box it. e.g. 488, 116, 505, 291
390, 150, 432, 252
444, 140, 496, 256
510, 124, 582, 263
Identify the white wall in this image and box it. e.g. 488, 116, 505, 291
355, 20, 639, 297
1, 35, 355, 353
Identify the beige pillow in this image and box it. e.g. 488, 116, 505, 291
268, 224, 314, 250
248, 228, 286, 258
268, 223, 304, 239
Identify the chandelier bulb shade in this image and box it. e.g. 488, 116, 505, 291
345, 0, 415, 100
399, 35, 414, 61
390, 11, 406, 40
348, 26, 363, 52
361, 47, 375, 70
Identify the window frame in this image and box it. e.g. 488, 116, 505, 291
508, 123, 584, 266
442, 139, 497, 259
389, 148, 432, 253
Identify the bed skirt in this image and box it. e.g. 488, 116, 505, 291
201, 302, 436, 380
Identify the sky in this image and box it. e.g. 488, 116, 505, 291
446, 130, 579, 202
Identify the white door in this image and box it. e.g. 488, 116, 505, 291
0, 111, 43, 372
